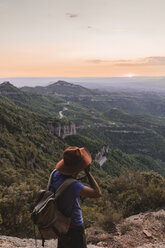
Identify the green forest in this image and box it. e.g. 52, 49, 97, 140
1, 81, 165, 238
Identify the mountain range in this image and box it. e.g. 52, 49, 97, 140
1, 77, 165, 92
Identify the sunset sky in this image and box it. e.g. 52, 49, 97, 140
0, 0, 165, 77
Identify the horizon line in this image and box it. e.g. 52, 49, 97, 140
1, 76, 165, 79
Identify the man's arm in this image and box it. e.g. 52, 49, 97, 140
79, 168, 102, 198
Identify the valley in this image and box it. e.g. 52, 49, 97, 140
1, 80, 165, 242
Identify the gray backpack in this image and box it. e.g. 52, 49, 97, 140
31, 169, 76, 246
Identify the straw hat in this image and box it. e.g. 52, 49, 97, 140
56, 146, 92, 175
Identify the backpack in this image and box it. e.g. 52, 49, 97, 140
31, 169, 76, 246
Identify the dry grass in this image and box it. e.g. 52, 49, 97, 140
120, 222, 142, 235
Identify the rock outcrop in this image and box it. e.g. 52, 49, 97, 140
86, 209, 165, 248
47, 121, 76, 139
95, 146, 109, 165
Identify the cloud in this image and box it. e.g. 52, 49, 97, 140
141, 57, 165, 66
87, 57, 165, 66
117, 57, 165, 66
66, 13, 79, 18
87, 59, 132, 65
87, 25, 102, 33
87, 59, 106, 64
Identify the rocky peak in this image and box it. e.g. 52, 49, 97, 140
49, 80, 80, 88
0, 81, 15, 89
55, 80, 74, 86
0, 81, 21, 95
1, 81, 12, 86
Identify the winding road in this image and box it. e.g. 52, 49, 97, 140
59, 102, 69, 119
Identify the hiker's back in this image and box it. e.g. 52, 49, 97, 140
52, 170, 84, 226
31, 169, 78, 246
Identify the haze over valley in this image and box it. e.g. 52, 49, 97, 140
1, 77, 165, 93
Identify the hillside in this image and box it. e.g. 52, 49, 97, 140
78, 107, 165, 162
2, 81, 165, 163
65, 135, 165, 176
16, 81, 165, 161
0, 96, 67, 236
63, 90, 165, 117
64, 134, 106, 158
16, 79, 165, 118
102, 150, 165, 177
1, 96, 165, 238
0, 81, 64, 117
0, 82, 105, 125
1, 80, 165, 240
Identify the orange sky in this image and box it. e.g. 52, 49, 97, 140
1, 65, 165, 78
1, 56, 165, 77
0, 0, 165, 77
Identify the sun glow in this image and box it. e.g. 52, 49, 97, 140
123, 73, 137, 78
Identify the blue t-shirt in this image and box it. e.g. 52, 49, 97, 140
52, 170, 84, 226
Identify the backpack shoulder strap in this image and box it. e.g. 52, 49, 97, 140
54, 178, 77, 200
47, 169, 77, 200
47, 169, 56, 191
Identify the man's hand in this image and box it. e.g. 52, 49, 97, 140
80, 167, 102, 198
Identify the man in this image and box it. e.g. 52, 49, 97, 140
52, 146, 102, 248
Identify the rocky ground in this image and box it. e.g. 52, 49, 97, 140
0, 236, 103, 248
86, 209, 165, 248
0, 209, 165, 248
